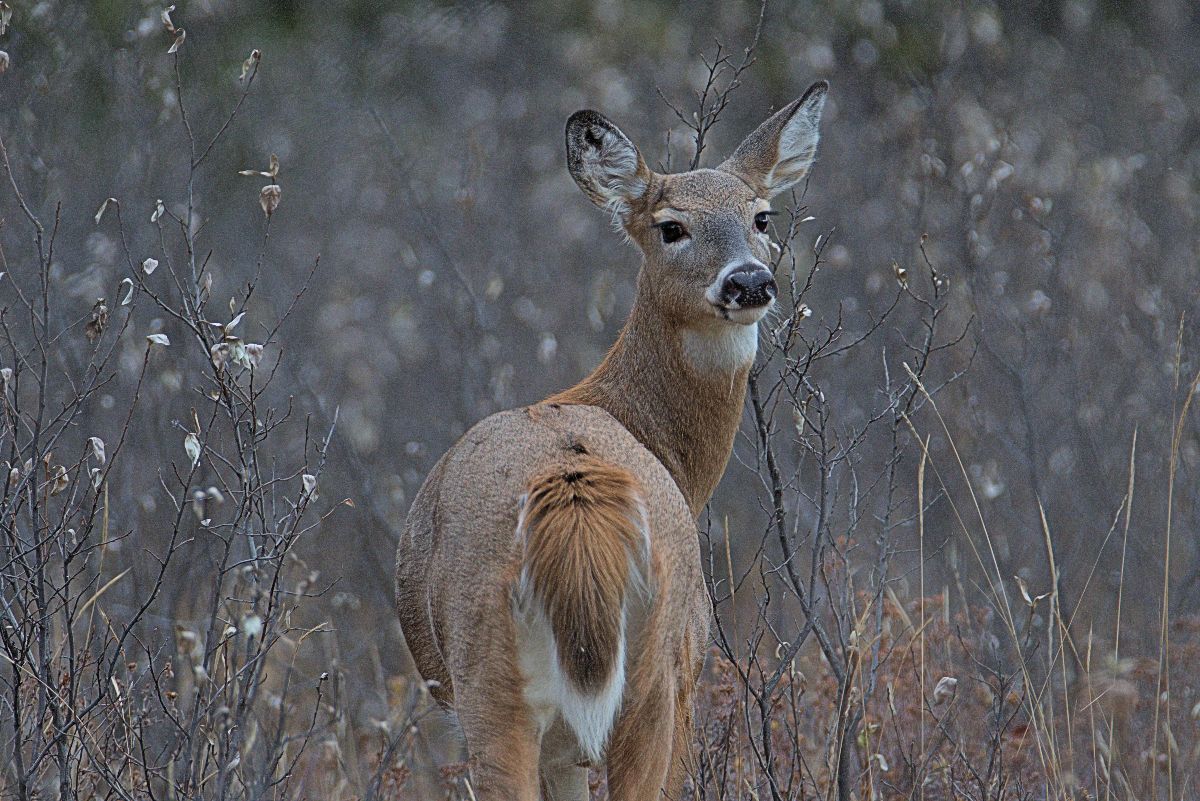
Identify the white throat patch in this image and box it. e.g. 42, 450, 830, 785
681, 323, 759, 374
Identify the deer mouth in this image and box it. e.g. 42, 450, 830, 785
713, 302, 774, 325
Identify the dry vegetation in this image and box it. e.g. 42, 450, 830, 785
2, 1, 1199, 800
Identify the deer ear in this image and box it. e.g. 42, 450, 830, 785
566, 110, 651, 215
719, 81, 828, 199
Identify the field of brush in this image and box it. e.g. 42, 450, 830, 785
2, 2, 1198, 800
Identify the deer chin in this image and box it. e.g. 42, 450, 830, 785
709, 300, 773, 326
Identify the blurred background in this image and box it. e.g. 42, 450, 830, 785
2, 0, 1200, 792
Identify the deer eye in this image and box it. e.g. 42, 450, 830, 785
658, 221, 687, 244
754, 211, 772, 233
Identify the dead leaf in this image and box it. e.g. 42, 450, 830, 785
184, 432, 201, 467
243, 343, 263, 367
932, 676, 958, 706
94, 197, 116, 225
85, 299, 109, 343
1013, 575, 1050, 608
88, 437, 106, 465
259, 184, 281, 217
49, 465, 68, 496
239, 48, 261, 82
210, 342, 229, 369
1014, 574, 1033, 606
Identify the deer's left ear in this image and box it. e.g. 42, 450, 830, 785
719, 81, 828, 198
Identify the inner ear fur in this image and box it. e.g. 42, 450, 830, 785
565, 110, 652, 214
719, 80, 828, 199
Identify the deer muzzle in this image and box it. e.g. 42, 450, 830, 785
714, 263, 777, 310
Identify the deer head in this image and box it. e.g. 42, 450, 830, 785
565, 81, 828, 331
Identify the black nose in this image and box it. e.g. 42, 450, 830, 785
721, 265, 777, 308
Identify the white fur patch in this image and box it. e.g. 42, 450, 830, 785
583, 127, 646, 219
681, 322, 760, 373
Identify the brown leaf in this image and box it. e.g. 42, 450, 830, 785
243, 343, 264, 367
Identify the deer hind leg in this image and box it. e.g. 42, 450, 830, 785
458, 718, 540, 800
539, 717, 591, 801
540, 763, 589, 801
453, 662, 541, 801
604, 671, 675, 801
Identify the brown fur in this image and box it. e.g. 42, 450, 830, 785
519, 458, 646, 691
547, 276, 750, 515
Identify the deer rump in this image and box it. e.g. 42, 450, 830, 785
395, 404, 698, 768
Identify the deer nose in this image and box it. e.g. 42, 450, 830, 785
721, 265, 777, 308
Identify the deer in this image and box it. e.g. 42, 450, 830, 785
395, 80, 828, 800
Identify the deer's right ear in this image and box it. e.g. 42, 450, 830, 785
566, 110, 651, 215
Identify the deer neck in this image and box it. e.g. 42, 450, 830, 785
548, 272, 756, 517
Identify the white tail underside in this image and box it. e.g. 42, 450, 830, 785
512, 599, 627, 764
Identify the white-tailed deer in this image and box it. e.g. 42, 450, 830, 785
396, 81, 827, 800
